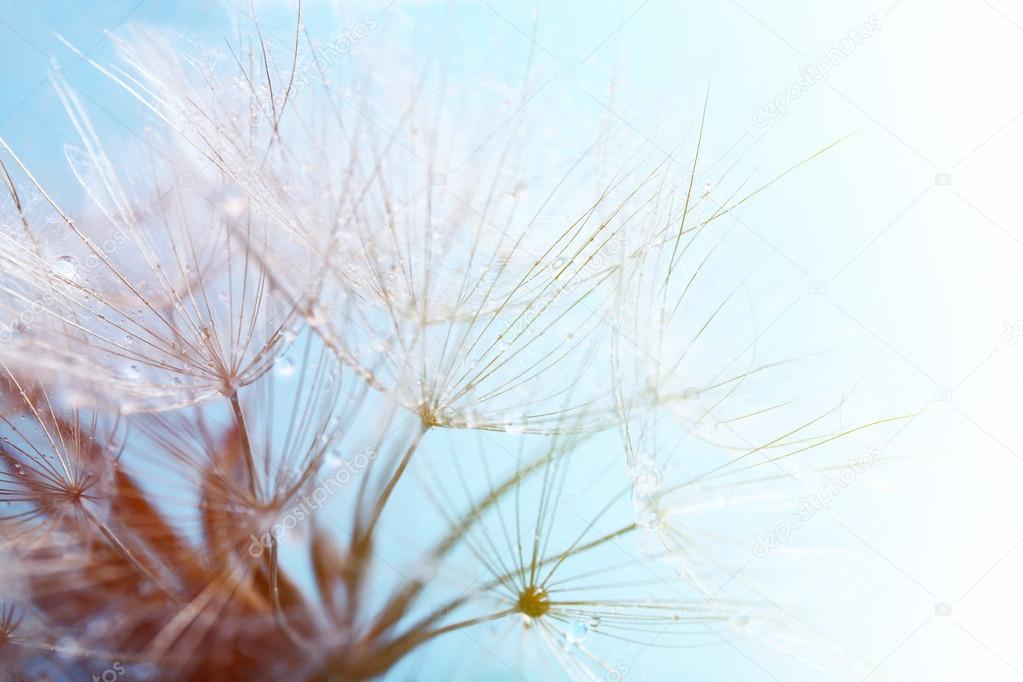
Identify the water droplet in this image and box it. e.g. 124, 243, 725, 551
564, 621, 588, 644
52, 255, 78, 280
629, 455, 655, 480
123, 364, 141, 381
630, 456, 661, 494
504, 416, 526, 435
218, 193, 247, 218
307, 304, 328, 328
54, 636, 81, 657
275, 357, 295, 378
638, 508, 661, 532
730, 610, 750, 631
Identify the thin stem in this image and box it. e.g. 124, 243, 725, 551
359, 423, 428, 542
269, 537, 319, 655
410, 608, 514, 643
81, 504, 181, 603
227, 389, 259, 498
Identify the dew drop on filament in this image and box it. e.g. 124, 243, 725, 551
504, 417, 526, 435
730, 610, 750, 631
564, 621, 588, 644
53, 255, 78, 280
275, 357, 296, 379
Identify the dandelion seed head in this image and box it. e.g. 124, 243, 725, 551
516, 585, 551, 619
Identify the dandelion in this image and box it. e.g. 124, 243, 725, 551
0, 5, 895, 681
0, 82, 309, 412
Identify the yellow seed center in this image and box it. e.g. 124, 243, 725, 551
517, 585, 550, 618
